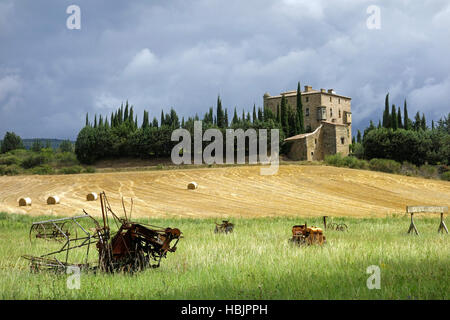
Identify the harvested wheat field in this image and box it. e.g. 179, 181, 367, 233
0, 164, 449, 218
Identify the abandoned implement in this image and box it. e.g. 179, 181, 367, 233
22, 192, 182, 273
290, 223, 326, 245
214, 220, 234, 234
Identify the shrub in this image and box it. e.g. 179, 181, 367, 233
31, 165, 55, 175
54, 152, 78, 166
59, 165, 83, 174
400, 162, 418, 176
324, 154, 345, 167
21, 154, 48, 169
368, 158, 401, 174
0, 164, 20, 176
0, 155, 21, 166
419, 164, 438, 179
83, 166, 96, 173
441, 171, 450, 181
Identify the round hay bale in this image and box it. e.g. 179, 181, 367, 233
18, 197, 32, 206
86, 192, 98, 201
187, 182, 198, 190
47, 196, 60, 205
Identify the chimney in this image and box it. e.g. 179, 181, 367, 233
320, 88, 326, 93
304, 85, 312, 92
328, 89, 335, 94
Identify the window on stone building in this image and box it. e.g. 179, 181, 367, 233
329, 97, 332, 102
315, 139, 317, 145
330, 108, 333, 117
341, 137, 345, 144
305, 97, 309, 102
339, 110, 341, 118
306, 108, 309, 116
338, 98, 341, 104
311, 152, 314, 157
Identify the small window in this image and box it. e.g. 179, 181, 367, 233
306, 108, 310, 116
330, 108, 333, 117
338, 98, 341, 104
315, 139, 317, 145
341, 137, 345, 144
339, 110, 341, 118
311, 152, 314, 157
329, 97, 332, 102
305, 97, 309, 102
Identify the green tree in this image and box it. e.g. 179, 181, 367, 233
296, 82, 304, 134
391, 104, 398, 130
357, 130, 362, 143
59, 140, 74, 153
383, 93, 390, 128
1, 132, 24, 153
31, 139, 43, 152
397, 106, 403, 129
403, 100, 410, 130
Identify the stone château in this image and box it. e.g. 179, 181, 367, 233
263, 85, 352, 161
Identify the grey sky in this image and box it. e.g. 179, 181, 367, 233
0, 0, 449, 139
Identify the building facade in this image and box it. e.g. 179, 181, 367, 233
263, 85, 352, 161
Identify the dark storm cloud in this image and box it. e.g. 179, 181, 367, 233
0, 0, 449, 139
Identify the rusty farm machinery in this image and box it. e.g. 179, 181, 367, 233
290, 223, 326, 245
214, 220, 234, 234
22, 192, 182, 273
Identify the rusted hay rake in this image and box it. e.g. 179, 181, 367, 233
327, 222, 348, 232
22, 192, 182, 273
290, 223, 326, 246
214, 220, 234, 234
322, 216, 348, 232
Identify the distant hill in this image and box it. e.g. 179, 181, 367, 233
21, 139, 74, 150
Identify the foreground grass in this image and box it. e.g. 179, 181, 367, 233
0, 212, 448, 299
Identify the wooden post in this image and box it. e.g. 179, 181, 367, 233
323, 216, 328, 230
407, 213, 419, 235
438, 212, 449, 234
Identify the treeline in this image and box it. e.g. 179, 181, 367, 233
75, 98, 285, 164
351, 94, 449, 166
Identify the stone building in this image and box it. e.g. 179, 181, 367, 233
263, 85, 352, 161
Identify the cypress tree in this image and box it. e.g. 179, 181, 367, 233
276, 104, 280, 123
242, 109, 245, 123
224, 108, 229, 127
432, 120, 435, 130
403, 99, 410, 130
281, 95, 288, 133
252, 104, 257, 124
152, 117, 159, 128
391, 104, 398, 130
413, 111, 421, 130
94, 114, 97, 128
160, 110, 165, 127
232, 107, 238, 125
258, 107, 263, 122
378, 120, 382, 129
85, 113, 89, 127
216, 96, 224, 128
383, 93, 390, 128
357, 130, 362, 143
142, 111, 149, 128
124, 101, 129, 122
296, 82, 304, 134
397, 106, 403, 129
421, 113, 426, 130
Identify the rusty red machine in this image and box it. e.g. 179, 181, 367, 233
22, 192, 182, 273
290, 223, 326, 245
214, 220, 234, 234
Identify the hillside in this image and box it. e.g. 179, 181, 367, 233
0, 164, 449, 218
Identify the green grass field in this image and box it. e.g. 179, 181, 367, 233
0, 212, 448, 300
